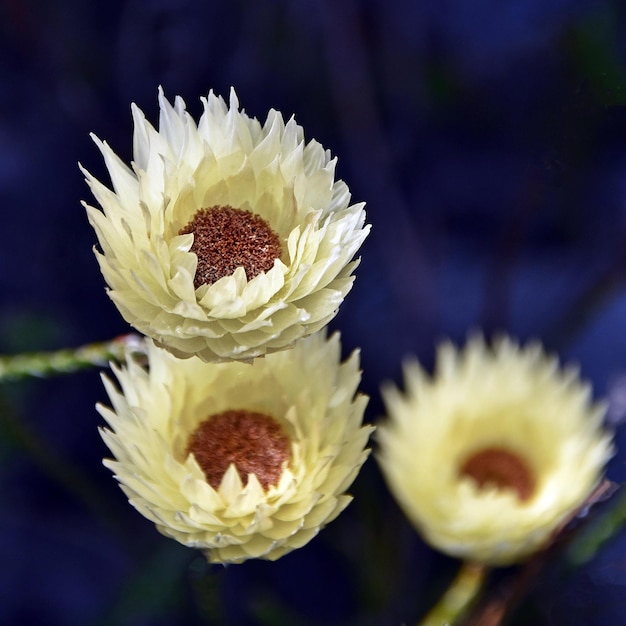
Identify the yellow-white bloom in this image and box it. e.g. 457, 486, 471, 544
98, 331, 372, 564
82, 88, 369, 362
377, 336, 613, 565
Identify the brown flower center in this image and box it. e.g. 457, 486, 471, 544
459, 447, 535, 502
186, 409, 291, 491
179, 205, 282, 289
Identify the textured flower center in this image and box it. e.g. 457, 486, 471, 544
179, 205, 282, 288
459, 447, 535, 502
186, 409, 291, 490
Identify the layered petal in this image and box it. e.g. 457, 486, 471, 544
98, 331, 373, 564
82, 88, 369, 362
377, 336, 613, 565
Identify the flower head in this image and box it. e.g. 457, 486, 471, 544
377, 336, 613, 565
82, 88, 369, 362
98, 331, 372, 564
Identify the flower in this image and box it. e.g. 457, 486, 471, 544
98, 331, 372, 564
377, 336, 613, 565
82, 88, 369, 362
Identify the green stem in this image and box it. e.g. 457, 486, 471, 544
0, 334, 145, 381
419, 561, 488, 626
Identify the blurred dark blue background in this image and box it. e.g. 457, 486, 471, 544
2, 0, 626, 624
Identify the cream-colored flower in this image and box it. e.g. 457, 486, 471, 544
98, 331, 372, 564
82, 88, 369, 362
377, 336, 613, 565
